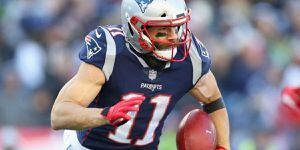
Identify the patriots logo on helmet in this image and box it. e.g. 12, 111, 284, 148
135, 0, 153, 13
85, 35, 102, 59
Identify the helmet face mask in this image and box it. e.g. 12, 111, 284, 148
121, 0, 192, 62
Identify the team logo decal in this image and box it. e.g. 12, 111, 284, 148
135, 0, 153, 13
148, 69, 157, 80
85, 35, 102, 59
196, 39, 209, 58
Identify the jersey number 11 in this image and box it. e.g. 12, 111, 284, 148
108, 93, 171, 146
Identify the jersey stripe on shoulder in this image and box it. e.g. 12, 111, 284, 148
189, 34, 212, 85
189, 37, 203, 85
101, 26, 116, 81
79, 26, 116, 81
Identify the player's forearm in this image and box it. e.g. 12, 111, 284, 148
209, 108, 230, 150
51, 101, 108, 130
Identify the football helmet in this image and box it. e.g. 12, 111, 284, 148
121, 0, 192, 62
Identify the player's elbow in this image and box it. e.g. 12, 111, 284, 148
51, 119, 61, 130
51, 113, 61, 130
51, 122, 60, 130
50, 107, 64, 130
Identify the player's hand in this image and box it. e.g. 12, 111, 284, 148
100, 95, 145, 126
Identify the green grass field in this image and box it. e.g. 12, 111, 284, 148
158, 130, 177, 150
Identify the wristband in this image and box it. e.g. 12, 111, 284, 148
203, 97, 225, 114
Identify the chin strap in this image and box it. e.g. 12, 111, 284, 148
153, 47, 178, 61
215, 145, 227, 150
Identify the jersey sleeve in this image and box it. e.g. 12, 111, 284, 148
195, 36, 211, 76
189, 34, 212, 85
79, 26, 116, 81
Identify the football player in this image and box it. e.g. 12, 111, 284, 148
50, 0, 230, 149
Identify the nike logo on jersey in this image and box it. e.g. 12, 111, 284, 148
140, 83, 162, 92
95, 29, 102, 38
85, 35, 102, 59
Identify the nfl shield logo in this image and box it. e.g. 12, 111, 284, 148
148, 69, 157, 80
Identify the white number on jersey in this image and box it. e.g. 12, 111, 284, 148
108, 93, 171, 145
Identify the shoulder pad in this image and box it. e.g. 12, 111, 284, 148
189, 34, 212, 84
79, 26, 117, 81
191, 34, 211, 76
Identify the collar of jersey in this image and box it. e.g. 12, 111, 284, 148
126, 42, 171, 69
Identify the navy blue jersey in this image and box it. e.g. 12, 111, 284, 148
76, 25, 211, 150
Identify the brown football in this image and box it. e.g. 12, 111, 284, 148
176, 109, 217, 150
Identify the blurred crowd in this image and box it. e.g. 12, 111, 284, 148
0, 0, 300, 149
